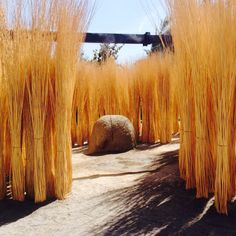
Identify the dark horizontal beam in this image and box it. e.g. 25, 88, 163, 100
84, 32, 172, 47
7, 30, 172, 47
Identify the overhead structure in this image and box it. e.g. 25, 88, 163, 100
84, 32, 172, 48
9, 30, 173, 48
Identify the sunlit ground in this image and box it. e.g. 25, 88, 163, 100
1, 137, 236, 236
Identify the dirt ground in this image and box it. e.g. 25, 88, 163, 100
1, 138, 236, 236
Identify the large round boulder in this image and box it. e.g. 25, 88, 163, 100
88, 115, 136, 154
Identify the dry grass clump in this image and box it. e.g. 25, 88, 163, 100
0, 65, 7, 200
71, 53, 177, 146
171, 0, 236, 214
0, 0, 92, 202
53, 0, 89, 199
3, 18, 27, 201
0, 0, 176, 203
130, 53, 174, 144
133, 57, 158, 143
72, 61, 91, 146
71, 59, 131, 146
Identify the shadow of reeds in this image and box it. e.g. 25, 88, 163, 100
0, 199, 54, 227
72, 145, 88, 154
91, 150, 236, 236
135, 142, 163, 151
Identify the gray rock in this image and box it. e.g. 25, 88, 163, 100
88, 115, 136, 154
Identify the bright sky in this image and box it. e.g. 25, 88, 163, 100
82, 0, 167, 64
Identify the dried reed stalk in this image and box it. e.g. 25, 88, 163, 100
0, 0, 93, 202
43, 74, 55, 198
0, 11, 6, 199
3, 27, 27, 201
171, 0, 236, 213
25, 3, 54, 202
128, 67, 141, 140
86, 64, 100, 140
54, 0, 89, 198
210, 1, 236, 213
156, 53, 172, 144
73, 62, 91, 146
4, 118, 11, 181
0, 74, 7, 199
171, 85, 179, 134
130, 54, 173, 144
71, 60, 131, 145
71, 55, 175, 146
171, 1, 196, 189
134, 58, 157, 143
23, 86, 34, 199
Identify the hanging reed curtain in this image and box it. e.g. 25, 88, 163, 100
70, 55, 177, 147
0, 0, 92, 202
171, 0, 236, 214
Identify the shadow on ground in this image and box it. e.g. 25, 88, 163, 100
0, 199, 54, 227
93, 150, 236, 236
135, 142, 163, 151
73, 143, 169, 156
72, 145, 88, 154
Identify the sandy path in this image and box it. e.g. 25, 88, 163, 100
1, 139, 236, 236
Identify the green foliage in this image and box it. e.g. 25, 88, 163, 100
92, 43, 123, 64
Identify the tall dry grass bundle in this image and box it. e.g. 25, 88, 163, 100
1, 0, 54, 203
76, 62, 95, 145
171, 1, 196, 190
127, 66, 141, 140
134, 58, 155, 143
171, 0, 236, 213
130, 53, 173, 144
72, 61, 100, 147
23, 87, 34, 199
0, 7, 5, 200
25, 0, 56, 202
71, 69, 79, 146
97, 60, 130, 117
172, 1, 212, 197
4, 118, 11, 184
2, 20, 27, 201
70, 52, 176, 147
43, 70, 56, 198
54, 0, 90, 199
173, 57, 196, 189
171, 83, 179, 134
231, 88, 236, 190
118, 65, 131, 118
4, 48, 26, 201
82, 63, 101, 142
70, 54, 176, 146
0, 0, 92, 202
71, 59, 131, 146
209, 2, 236, 213
0, 69, 7, 200
156, 53, 172, 144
